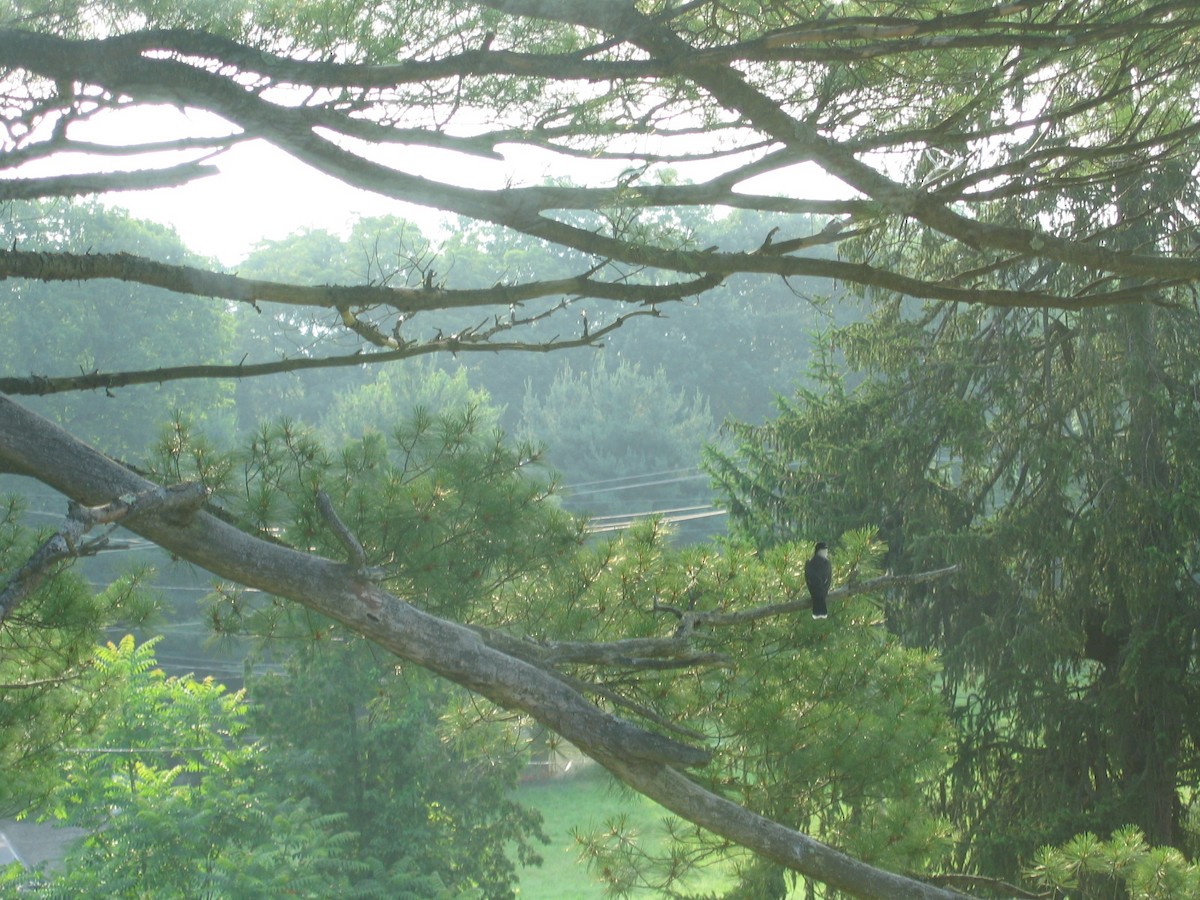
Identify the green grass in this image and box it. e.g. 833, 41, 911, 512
512, 765, 650, 899
512, 764, 734, 898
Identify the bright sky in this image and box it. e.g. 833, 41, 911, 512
115, 138, 437, 265
32, 104, 525, 264
53, 104, 849, 267
100, 103, 486, 264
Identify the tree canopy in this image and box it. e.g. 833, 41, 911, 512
4, 1, 1200, 897
709, 281, 1200, 882
4, 0, 1200, 395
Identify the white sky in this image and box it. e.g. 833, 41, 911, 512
115, 138, 440, 265
99, 104, 491, 264
19, 104, 522, 263
32, 103, 849, 266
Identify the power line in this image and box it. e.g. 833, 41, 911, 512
561, 466, 703, 491
586, 503, 715, 522
586, 507, 727, 534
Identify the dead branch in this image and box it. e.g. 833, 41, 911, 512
486, 565, 961, 669
0, 394, 970, 900
0, 310, 657, 396
0, 481, 209, 624
0, 249, 721, 315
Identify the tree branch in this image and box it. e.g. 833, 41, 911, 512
0, 248, 722, 314
314, 488, 371, 574
0, 162, 220, 201
0, 481, 209, 624
4, 24, 1197, 307
0, 306, 658, 395
0, 394, 971, 900
683, 564, 962, 632
481, 565, 961, 668
928, 872, 1047, 899
0, 394, 709, 773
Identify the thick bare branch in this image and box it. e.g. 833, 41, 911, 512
3, 16, 1198, 308
0, 395, 709, 770
0, 394, 970, 899
578, 3, 1200, 288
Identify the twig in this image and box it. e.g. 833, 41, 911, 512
467, 623, 730, 672
0, 673, 83, 690
0, 482, 209, 624
559, 670, 710, 742
517, 566, 963, 670
928, 872, 1048, 899
465, 625, 715, 741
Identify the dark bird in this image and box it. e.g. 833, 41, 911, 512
805, 541, 831, 620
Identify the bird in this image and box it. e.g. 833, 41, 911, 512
805, 541, 832, 620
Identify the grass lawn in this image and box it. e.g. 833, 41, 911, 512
513, 764, 735, 898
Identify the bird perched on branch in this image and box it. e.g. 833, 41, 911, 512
805, 541, 831, 620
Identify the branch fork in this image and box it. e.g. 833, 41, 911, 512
314, 489, 386, 581
0, 481, 209, 624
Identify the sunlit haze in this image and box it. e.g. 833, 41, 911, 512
34, 104, 849, 267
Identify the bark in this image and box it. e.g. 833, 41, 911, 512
0, 481, 208, 623
0, 163, 218, 200
1118, 301, 1185, 847
475, 2, 1200, 286
0, 249, 721, 314
0, 308, 655, 396
0, 393, 971, 899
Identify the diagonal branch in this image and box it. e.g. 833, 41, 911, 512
0, 393, 971, 900
0, 394, 709, 772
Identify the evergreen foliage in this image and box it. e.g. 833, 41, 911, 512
1030, 827, 1200, 900
708, 62, 1200, 883
250, 637, 548, 898
709, 298, 1200, 877
6, 1, 1200, 893
519, 524, 953, 897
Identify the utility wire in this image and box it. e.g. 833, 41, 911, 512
561, 466, 703, 490
586, 508, 726, 534
586, 503, 714, 522
563, 473, 707, 493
